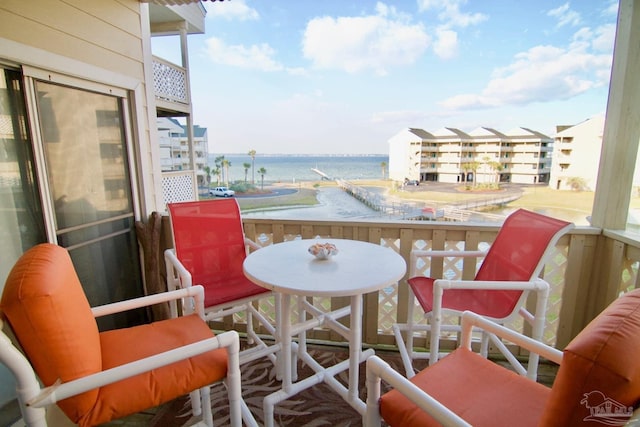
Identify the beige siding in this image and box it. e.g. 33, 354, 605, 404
0, 0, 162, 213
0, 0, 143, 80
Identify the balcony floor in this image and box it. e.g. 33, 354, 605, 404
104, 342, 558, 427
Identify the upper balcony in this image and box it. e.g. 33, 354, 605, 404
153, 56, 190, 114
149, 2, 205, 115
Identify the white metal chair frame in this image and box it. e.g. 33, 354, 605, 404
368, 311, 565, 427
393, 239, 566, 380
0, 285, 257, 427
165, 242, 281, 367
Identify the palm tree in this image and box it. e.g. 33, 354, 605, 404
380, 161, 387, 179
203, 166, 212, 186
214, 155, 225, 184
487, 160, 503, 186
211, 166, 221, 185
258, 167, 267, 191
243, 162, 251, 184
481, 156, 492, 185
461, 161, 480, 188
248, 149, 256, 184
222, 159, 231, 186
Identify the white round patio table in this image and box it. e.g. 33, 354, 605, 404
243, 238, 406, 426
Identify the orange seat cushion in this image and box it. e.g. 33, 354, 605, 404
1, 244, 230, 427
0, 244, 102, 421
380, 348, 550, 427
539, 288, 640, 426
81, 314, 228, 427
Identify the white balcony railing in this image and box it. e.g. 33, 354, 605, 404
153, 56, 189, 105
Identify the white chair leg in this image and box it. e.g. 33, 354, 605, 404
527, 280, 550, 380
223, 331, 250, 427
365, 357, 384, 427
395, 288, 418, 378
429, 284, 444, 366
246, 302, 255, 345
406, 288, 416, 363
200, 386, 213, 427
190, 390, 202, 416
479, 331, 490, 358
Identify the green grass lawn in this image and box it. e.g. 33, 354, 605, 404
236, 187, 319, 211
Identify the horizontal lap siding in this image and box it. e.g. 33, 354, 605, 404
0, 0, 143, 80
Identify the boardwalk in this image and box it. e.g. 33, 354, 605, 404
336, 179, 522, 221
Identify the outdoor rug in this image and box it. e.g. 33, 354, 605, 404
149, 345, 408, 427
149, 344, 557, 427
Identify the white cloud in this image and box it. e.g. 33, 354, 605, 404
433, 28, 458, 59
592, 23, 616, 52
204, 37, 283, 71
205, 0, 259, 21
370, 110, 430, 124
602, 0, 619, 17
302, 4, 429, 75
417, 0, 488, 28
441, 26, 614, 111
416, 0, 486, 59
547, 3, 582, 28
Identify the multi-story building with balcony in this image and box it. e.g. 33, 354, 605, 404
389, 126, 553, 185
157, 117, 209, 186
549, 115, 605, 191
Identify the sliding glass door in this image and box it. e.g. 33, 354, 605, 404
33, 80, 143, 328
0, 65, 144, 331
0, 68, 46, 286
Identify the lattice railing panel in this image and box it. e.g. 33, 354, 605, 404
217, 220, 620, 353
161, 171, 197, 207
378, 238, 402, 332
153, 57, 188, 104
403, 240, 486, 339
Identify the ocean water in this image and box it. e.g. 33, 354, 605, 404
210, 154, 389, 184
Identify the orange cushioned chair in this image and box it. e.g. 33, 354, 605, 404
366, 288, 640, 427
165, 199, 278, 366
0, 243, 256, 427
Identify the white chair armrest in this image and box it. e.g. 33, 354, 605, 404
410, 250, 486, 276
90, 285, 206, 319
164, 248, 193, 289
365, 355, 471, 427
460, 311, 563, 364
411, 249, 486, 259
433, 277, 549, 292
28, 330, 240, 408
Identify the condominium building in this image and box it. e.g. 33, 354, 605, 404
549, 115, 605, 191
388, 126, 553, 185
157, 117, 209, 186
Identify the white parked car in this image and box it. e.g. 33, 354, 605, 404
210, 186, 235, 197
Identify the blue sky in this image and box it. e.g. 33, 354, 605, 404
152, 0, 618, 155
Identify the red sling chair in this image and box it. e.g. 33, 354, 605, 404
165, 199, 277, 366
393, 209, 574, 380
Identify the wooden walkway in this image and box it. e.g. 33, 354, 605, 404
336, 179, 522, 221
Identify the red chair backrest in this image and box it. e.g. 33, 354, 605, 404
168, 199, 248, 290
474, 209, 573, 318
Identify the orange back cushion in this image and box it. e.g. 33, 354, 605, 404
0, 243, 101, 421
539, 288, 640, 425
